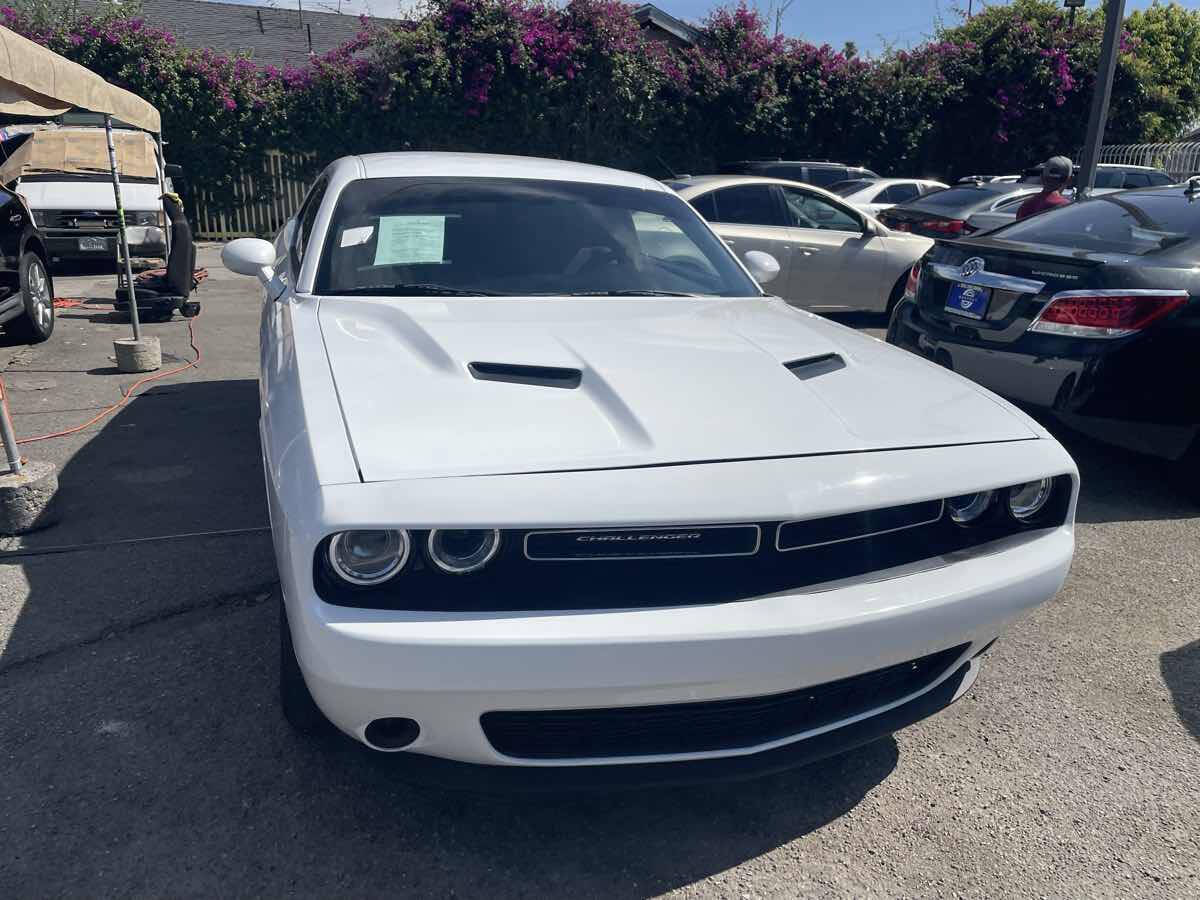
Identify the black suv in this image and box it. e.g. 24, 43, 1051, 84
718, 160, 879, 189
0, 184, 53, 343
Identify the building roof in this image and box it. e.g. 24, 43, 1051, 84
87, 0, 384, 70
632, 4, 701, 47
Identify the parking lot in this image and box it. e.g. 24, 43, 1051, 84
1, 246, 1197, 897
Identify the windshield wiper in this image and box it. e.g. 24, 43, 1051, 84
332, 283, 506, 297
560, 289, 699, 297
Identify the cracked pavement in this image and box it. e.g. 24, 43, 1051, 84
0, 251, 1197, 898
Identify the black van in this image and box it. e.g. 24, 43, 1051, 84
717, 159, 879, 189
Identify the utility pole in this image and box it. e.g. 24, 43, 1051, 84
1075, 0, 1126, 200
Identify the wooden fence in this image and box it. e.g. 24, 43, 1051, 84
191, 150, 314, 240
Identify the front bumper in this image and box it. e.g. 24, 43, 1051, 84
888, 300, 1199, 459
292, 524, 1071, 769
45, 227, 165, 261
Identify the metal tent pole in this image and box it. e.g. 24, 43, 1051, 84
104, 114, 142, 341
1075, 0, 1127, 201
0, 382, 21, 475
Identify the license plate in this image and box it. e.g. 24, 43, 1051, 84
945, 281, 991, 319
78, 237, 107, 251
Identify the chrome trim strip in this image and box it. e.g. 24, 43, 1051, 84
523, 524, 762, 561
775, 500, 945, 553
1027, 288, 1191, 339
928, 262, 1045, 294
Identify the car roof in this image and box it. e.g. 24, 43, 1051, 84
334, 152, 671, 192
669, 174, 849, 200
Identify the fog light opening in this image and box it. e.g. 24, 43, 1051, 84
363, 717, 421, 750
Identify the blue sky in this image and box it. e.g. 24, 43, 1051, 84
240, 0, 1183, 55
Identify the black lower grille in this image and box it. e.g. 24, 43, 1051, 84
480, 644, 969, 759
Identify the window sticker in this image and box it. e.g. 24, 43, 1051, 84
340, 225, 375, 248
373, 215, 446, 265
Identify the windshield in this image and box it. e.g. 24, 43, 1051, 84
829, 179, 875, 196
315, 177, 761, 297
915, 186, 1010, 209
994, 191, 1200, 255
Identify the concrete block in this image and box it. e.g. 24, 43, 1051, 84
0, 458, 60, 534
114, 337, 161, 373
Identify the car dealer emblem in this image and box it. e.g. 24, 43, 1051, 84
960, 257, 985, 278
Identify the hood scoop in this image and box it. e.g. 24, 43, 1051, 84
469, 361, 582, 389
784, 353, 845, 380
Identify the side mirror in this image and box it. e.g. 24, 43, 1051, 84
743, 250, 780, 285
164, 163, 184, 177
222, 237, 276, 285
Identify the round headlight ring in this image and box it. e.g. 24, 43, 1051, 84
947, 491, 994, 525
327, 529, 410, 586
427, 529, 501, 575
1008, 478, 1055, 522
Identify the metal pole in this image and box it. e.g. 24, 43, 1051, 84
1076, 0, 1127, 201
154, 133, 170, 261
104, 115, 141, 341
0, 382, 21, 475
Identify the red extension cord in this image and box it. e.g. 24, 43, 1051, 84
0, 306, 202, 447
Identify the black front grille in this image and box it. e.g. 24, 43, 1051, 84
481, 644, 969, 759
313, 477, 1072, 612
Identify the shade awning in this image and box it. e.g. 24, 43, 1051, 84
0, 25, 160, 133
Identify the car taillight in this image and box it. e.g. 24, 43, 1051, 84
920, 218, 974, 236
1029, 291, 1189, 338
904, 262, 922, 298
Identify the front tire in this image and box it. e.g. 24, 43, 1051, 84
6, 252, 54, 344
279, 590, 332, 734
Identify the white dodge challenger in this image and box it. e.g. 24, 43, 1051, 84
223, 153, 1076, 788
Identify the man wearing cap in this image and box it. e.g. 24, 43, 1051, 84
1016, 156, 1073, 220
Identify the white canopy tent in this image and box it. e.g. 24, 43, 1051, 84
0, 25, 164, 473
0, 25, 160, 131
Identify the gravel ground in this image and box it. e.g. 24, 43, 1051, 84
0, 252, 1196, 898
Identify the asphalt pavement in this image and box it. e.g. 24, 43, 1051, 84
0, 250, 1197, 898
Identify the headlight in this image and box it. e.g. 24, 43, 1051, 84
1007, 478, 1055, 522
946, 491, 994, 525
427, 529, 500, 574
327, 530, 410, 585
130, 210, 160, 226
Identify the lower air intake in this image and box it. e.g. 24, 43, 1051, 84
480, 644, 969, 759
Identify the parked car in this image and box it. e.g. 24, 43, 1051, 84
1018, 162, 1173, 190
887, 182, 1200, 498
717, 159, 879, 189
221, 152, 1076, 786
0, 126, 169, 266
878, 182, 1040, 238
961, 166, 1177, 235
956, 175, 1020, 184
0, 183, 54, 342
669, 175, 933, 313
830, 178, 949, 216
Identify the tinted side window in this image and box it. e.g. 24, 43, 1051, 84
801, 167, 849, 188
1122, 172, 1152, 188
292, 176, 329, 268
689, 191, 718, 221
781, 187, 862, 231
711, 185, 782, 226
881, 183, 920, 203
1147, 171, 1172, 186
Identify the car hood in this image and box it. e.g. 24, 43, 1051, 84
317, 296, 1037, 481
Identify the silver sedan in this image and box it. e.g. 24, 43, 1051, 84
669, 175, 933, 314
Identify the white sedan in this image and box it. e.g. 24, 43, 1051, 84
831, 177, 949, 216
223, 152, 1076, 787
668, 175, 934, 313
